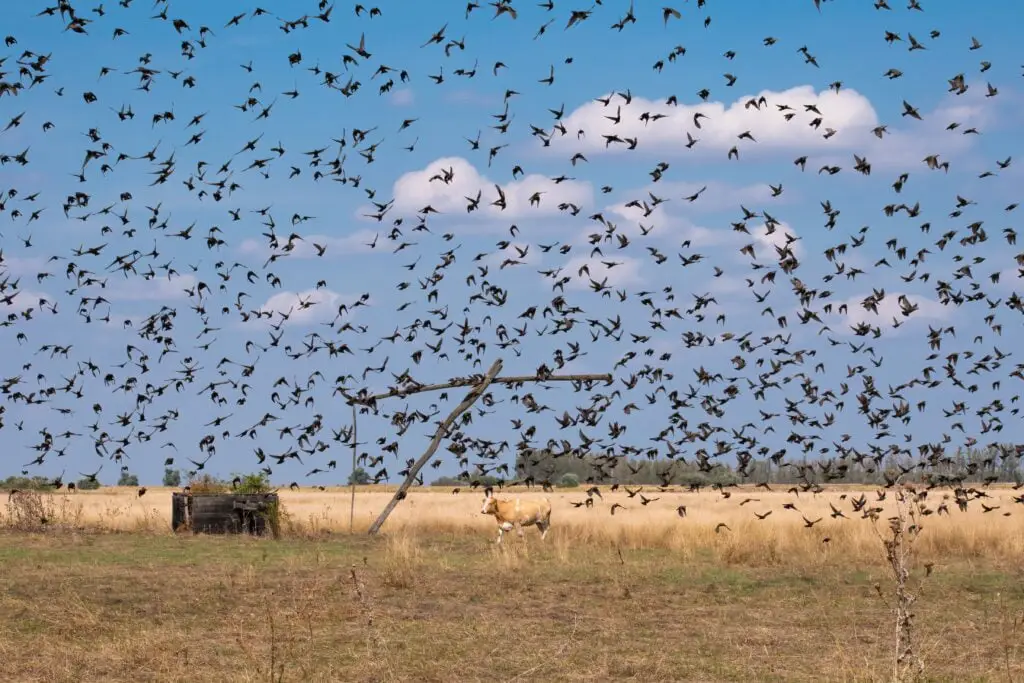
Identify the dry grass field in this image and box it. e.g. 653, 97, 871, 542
8, 483, 1024, 563
2, 484, 1024, 681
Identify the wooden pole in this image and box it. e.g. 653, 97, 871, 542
346, 372, 611, 408
349, 401, 357, 534
366, 359, 505, 535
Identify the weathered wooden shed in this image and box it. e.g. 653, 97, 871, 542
172, 492, 279, 536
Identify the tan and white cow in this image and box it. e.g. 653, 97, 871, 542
480, 489, 552, 543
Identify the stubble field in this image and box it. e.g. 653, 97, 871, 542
2, 484, 1024, 681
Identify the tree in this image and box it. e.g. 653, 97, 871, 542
162, 468, 181, 487
117, 472, 139, 487
348, 467, 372, 485
557, 473, 580, 488
76, 478, 101, 490
431, 474, 500, 487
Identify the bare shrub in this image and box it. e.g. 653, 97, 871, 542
869, 485, 933, 682
1, 490, 83, 531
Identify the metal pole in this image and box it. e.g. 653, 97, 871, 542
349, 401, 357, 534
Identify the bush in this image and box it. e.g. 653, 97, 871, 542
187, 473, 230, 494
117, 472, 139, 487
75, 478, 101, 490
348, 467, 372, 485
557, 473, 580, 488
2, 489, 83, 531
162, 468, 182, 487
232, 472, 273, 494
0, 475, 56, 491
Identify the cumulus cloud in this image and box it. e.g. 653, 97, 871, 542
813, 83, 1002, 169
256, 288, 353, 325
583, 200, 674, 241
667, 217, 803, 261
562, 254, 643, 290
834, 292, 951, 332
389, 156, 592, 219
1, 255, 49, 276
550, 86, 879, 155
752, 221, 804, 259
0, 288, 50, 312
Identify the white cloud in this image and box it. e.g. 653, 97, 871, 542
812, 83, 1000, 169
551, 86, 878, 155
0, 288, 50, 312
662, 217, 803, 262
256, 288, 354, 325
1, 256, 49, 276
389, 156, 592, 219
752, 221, 804, 259
582, 182, 802, 256
562, 254, 643, 290
584, 200, 674, 241
835, 292, 951, 331
107, 274, 197, 301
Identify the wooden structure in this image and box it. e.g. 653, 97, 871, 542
354, 359, 613, 535
172, 492, 279, 536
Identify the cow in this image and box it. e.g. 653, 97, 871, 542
480, 488, 552, 543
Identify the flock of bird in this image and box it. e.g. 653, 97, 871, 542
1, 0, 1022, 532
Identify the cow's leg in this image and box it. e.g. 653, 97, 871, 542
515, 521, 525, 539
496, 525, 504, 544
537, 521, 549, 540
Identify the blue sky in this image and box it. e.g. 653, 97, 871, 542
1, 0, 1023, 486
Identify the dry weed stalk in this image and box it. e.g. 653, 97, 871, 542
997, 591, 1024, 682
348, 564, 395, 680
869, 485, 932, 683
268, 613, 285, 683
2, 490, 82, 531
612, 545, 633, 599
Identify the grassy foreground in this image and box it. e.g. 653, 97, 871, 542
1, 529, 1023, 682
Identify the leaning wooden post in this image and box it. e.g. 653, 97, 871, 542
366, 358, 504, 535
349, 400, 358, 534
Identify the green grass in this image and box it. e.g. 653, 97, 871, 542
2, 530, 1024, 681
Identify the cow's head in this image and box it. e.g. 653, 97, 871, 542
480, 488, 498, 516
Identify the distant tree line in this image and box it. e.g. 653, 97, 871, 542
0, 474, 105, 491
0, 468, 276, 491
4, 444, 1019, 492
507, 444, 1024, 488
